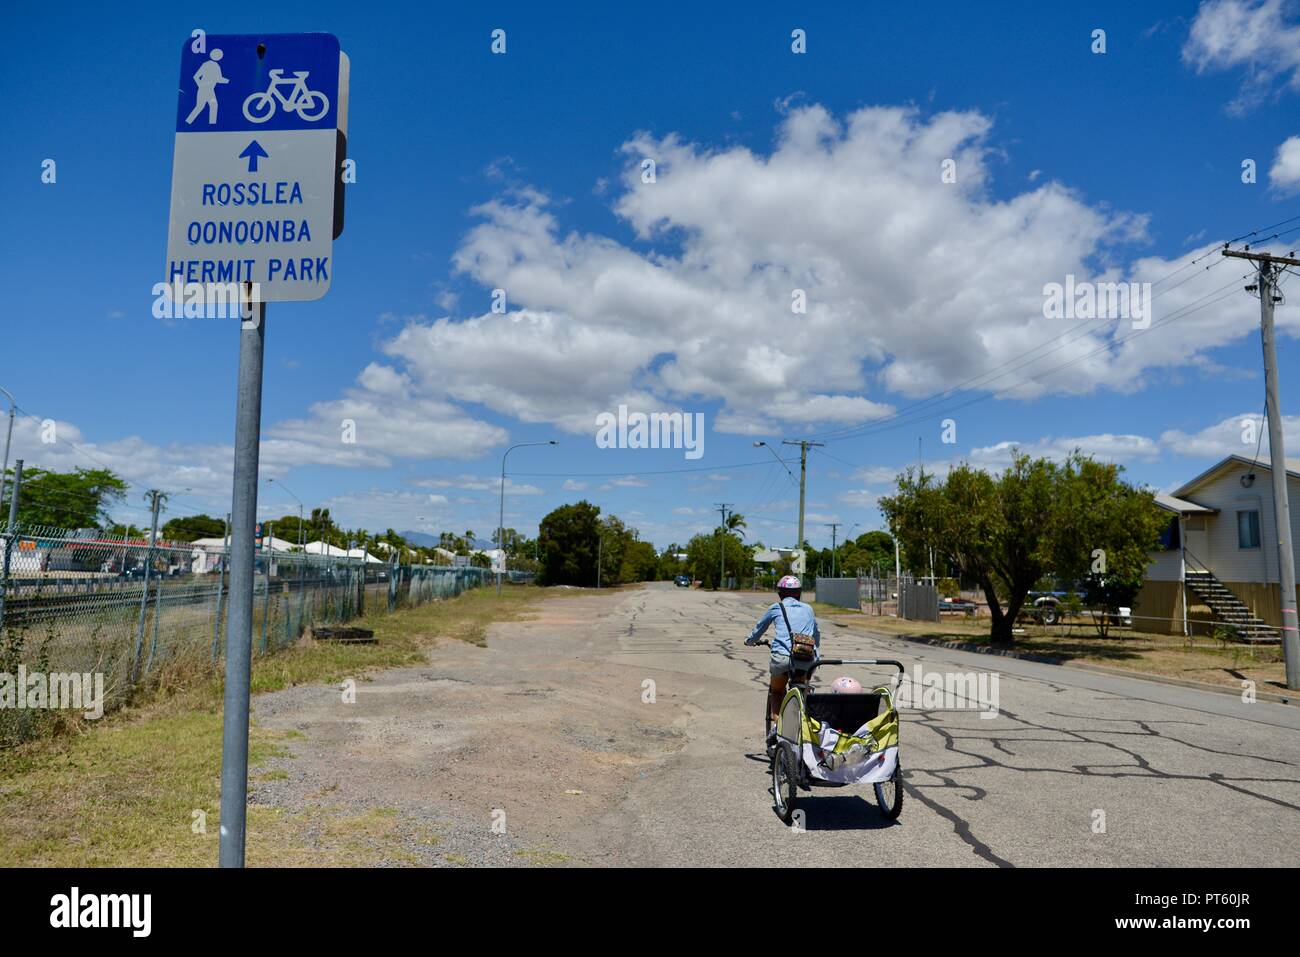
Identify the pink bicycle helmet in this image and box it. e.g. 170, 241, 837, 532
776, 574, 802, 598
830, 676, 862, 694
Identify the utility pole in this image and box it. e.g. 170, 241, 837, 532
825, 522, 840, 577
782, 439, 824, 569
1223, 247, 1300, 689
716, 503, 732, 590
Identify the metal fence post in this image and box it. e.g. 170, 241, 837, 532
132, 492, 163, 681
145, 573, 164, 675
0, 459, 23, 635
259, 560, 270, 653
211, 512, 230, 662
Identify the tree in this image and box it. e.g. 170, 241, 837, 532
161, 513, 225, 542
880, 453, 1164, 643
725, 512, 748, 538
621, 539, 660, 582
842, 530, 895, 576
686, 530, 749, 589
9, 467, 127, 529
538, 501, 602, 586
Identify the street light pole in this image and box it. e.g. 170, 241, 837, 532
497, 440, 557, 595
0, 387, 15, 520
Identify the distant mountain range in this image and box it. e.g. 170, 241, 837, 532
399, 530, 440, 547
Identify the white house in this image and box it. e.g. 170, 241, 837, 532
752, 545, 807, 575
1138, 454, 1300, 639
191, 535, 299, 574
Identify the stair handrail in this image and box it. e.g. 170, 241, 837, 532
1182, 544, 1211, 575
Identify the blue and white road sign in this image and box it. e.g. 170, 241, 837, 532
165, 33, 347, 303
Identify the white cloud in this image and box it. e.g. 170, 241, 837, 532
410, 475, 544, 499
1183, 0, 1300, 113
598, 475, 648, 490
268, 362, 506, 464
312, 488, 455, 533
562, 479, 588, 491
1160, 412, 1299, 459
378, 102, 1265, 438
1269, 135, 1300, 193
967, 433, 1162, 468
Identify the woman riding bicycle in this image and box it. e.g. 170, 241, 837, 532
745, 574, 821, 742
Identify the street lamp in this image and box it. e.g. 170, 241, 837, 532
265, 478, 306, 552
752, 440, 797, 483
0, 386, 15, 519
498, 440, 557, 595
266, 478, 309, 617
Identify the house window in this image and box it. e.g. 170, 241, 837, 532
1237, 510, 1261, 549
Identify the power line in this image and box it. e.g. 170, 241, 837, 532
512, 456, 797, 478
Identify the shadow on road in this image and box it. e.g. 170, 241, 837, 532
772, 793, 900, 831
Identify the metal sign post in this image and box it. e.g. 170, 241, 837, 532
165, 31, 349, 867
219, 290, 265, 867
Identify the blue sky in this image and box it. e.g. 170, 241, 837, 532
3, 0, 1300, 550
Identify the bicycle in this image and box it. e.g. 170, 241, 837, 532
243, 70, 330, 123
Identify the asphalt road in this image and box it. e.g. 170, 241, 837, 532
254, 581, 1300, 867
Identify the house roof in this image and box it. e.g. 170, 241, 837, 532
1154, 493, 1217, 515
1173, 454, 1300, 499
303, 541, 384, 562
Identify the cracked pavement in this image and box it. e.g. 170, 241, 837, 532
255, 582, 1300, 866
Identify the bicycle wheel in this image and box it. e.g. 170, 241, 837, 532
772, 741, 799, 824
874, 763, 903, 819
243, 92, 275, 123
295, 91, 329, 121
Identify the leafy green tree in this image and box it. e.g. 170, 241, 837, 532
538, 501, 602, 585
10, 467, 127, 529
161, 513, 226, 542
620, 538, 659, 583
880, 453, 1163, 643
687, 530, 749, 589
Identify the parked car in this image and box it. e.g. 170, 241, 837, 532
673, 574, 691, 587
939, 597, 977, 616
1027, 593, 1065, 625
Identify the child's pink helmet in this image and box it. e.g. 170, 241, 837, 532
830, 676, 862, 694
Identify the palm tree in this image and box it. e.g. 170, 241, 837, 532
725, 512, 747, 539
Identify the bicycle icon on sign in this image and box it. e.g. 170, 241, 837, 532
242, 69, 330, 123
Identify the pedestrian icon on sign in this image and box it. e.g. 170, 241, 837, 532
184, 48, 229, 125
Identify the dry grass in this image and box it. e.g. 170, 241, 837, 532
814, 602, 1289, 693
0, 585, 547, 867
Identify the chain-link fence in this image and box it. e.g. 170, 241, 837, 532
0, 523, 521, 739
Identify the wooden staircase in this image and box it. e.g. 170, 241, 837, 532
1184, 570, 1280, 643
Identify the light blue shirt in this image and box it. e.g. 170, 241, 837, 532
746, 597, 821, 658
